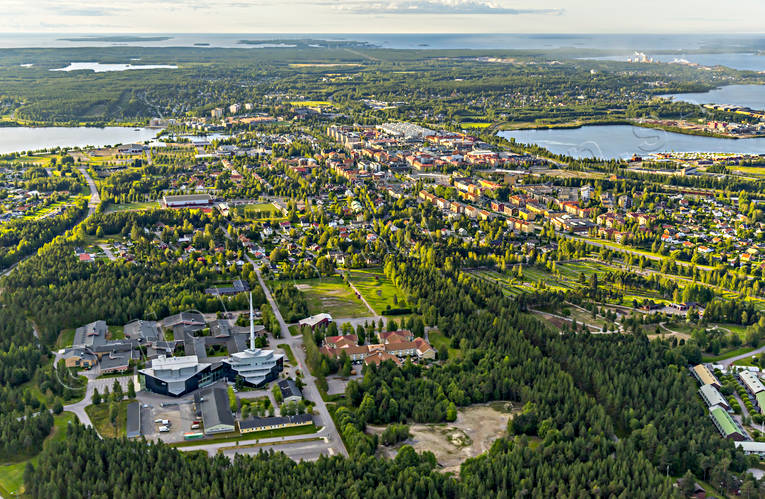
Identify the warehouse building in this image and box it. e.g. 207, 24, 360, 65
739, 370, 765, 395
699, 384, 730, 410
709, 404, 747, 441
691, 364, 721, 389
161, 194, 212, 209
195, 387, 236, 435
239, 414, 313, 434
737, 371, 765, 414
735, 441, 765, 458
126, 401, 142, 439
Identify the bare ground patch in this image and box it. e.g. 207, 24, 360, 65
370, 402, 516, 474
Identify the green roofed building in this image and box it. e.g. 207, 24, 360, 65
709, 405, 747, 441
756, 392, 765, 415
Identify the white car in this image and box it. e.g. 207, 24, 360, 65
158, 426, 170, 433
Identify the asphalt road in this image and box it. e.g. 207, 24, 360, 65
78, 167, 100, 216
719, 345, 765, 368
254, 266, 348, 458
220, 438, 332, 461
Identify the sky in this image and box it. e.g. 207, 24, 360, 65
2, 0, 765, 34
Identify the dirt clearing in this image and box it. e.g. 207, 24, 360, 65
371, 402, 516, 474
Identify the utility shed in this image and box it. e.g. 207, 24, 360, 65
196, 387, 235, 435
126, 401, 141, 439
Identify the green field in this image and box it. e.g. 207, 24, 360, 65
289, 100, 331, 107
293, 276, 370, 318
0, 412, 76, 497
85, 399, 135, 438
236, 203, 283, 220
347, 268, 405, 314
55, 328, 76, 349
107, 325, 125, 340
428, 330, 461, 359
103, 200, 159, 213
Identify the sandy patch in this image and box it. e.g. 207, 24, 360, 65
371, 402, 516, 474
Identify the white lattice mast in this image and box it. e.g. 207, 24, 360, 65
249, 291, 255, 351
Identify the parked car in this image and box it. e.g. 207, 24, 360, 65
158, 426, 170, 433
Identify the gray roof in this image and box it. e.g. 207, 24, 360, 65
126, 401, 141, 438
124, 320, 160, 342
209, 320, 232, 338
205, 279, 250, 296
163, 194, 212, 204
278, 379, 302, 401
100, 355, 130, 372
62, 347, 97, 362
699, 384, 727, 408
72, 320, 108, 348
239, 414, 312, 431
196, 387, 235, 432
162, 311, 205, 329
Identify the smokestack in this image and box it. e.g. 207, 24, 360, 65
249, 291, 255, 351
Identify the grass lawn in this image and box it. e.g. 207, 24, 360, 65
0, 412, 76, 497
85, 399, 135, 438
107, 325, 125, 340
293, 276, 369, 318
103, 201, 159, 213
428, 330, 461, 359
289, 100, 331, 107
277, 343, 297, 365
347, 268, 405, 314
702, 346, 758, 363
732, 354, 763, 368
55, 328, 76, 349
239, 203, 282, 219
171, 423, 319, 448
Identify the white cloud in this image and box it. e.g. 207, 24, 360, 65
335, 0, 563, 15
0, 0, 763, 34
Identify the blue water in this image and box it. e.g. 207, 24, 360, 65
586, 53, 765, 72
0, 33, 763, 51
0, 127, 160, 155
498, 125, 765, 160
661, 84, 765, 112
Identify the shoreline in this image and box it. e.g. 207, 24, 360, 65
495, 120, 765, 140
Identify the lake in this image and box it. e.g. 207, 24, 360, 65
50, 62, 178, 72
661, 84, 765, 111
0, 127, 161, 155
585, 53, 765, 72
498, 125, 765, 160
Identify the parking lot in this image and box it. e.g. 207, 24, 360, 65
136, 394, 199, 443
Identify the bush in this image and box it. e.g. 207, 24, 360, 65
381, 424, 410, 446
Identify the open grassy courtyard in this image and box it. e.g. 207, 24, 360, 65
347, 268, 406, 314
293, 276, 370, 318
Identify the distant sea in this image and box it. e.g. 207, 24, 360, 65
0, 33, 764, 51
